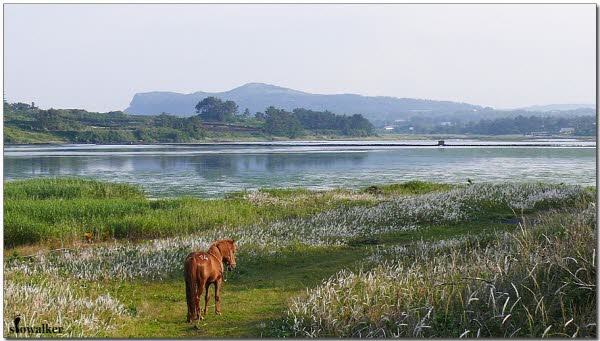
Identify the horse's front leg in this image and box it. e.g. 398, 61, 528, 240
214, 279, 222, 315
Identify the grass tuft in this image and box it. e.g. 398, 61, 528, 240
4, 178, 145, 200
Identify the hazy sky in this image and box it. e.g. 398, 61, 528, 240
4, 4, 596, 112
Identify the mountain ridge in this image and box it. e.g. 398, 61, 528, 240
124, 83, 483, 122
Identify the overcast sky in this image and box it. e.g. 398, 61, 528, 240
4, 4, 596, 112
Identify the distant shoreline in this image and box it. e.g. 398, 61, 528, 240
4, 141, 596, 148
162, 141, 596, 148
3, 134, 596, 147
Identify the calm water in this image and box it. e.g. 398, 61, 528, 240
4, 141, 597, 197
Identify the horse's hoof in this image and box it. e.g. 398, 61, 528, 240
199, 316, 204, 320
215, 311, 221, 316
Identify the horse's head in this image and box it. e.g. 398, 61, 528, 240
220, 239, 236, 271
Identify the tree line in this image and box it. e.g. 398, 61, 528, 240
4, 102, 206, 143
392, 114, 596, 136
195, 97, 375, 138
4, 97, 375, 143
460, 115, 595, 136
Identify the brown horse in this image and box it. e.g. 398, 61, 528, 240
184, 239, 237, 322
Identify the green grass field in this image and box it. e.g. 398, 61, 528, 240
4, 178, 452, 248
108, 222, 521, 338
3, 179, 596, 338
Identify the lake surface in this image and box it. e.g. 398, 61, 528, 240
4, 141, 597, 197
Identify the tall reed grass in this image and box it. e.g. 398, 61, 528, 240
4, 178, 145, 200
282, 205, 597, 337
4, 178, 383, 247
4, 268, 128, 337
6, 183, 591, 282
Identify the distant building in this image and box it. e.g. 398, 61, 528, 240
530, 131, 551, 137
559, 127, 575, 135
440, 121, 453, 126
384, 126, 395, 131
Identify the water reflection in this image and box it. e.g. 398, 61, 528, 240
3, 145, 596, 197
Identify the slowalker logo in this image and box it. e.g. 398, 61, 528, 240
9, 316, 64, 335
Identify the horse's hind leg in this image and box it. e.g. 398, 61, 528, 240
184, 261, 197, 323
196, 281, 205, 320
203, 283, 211, 315
185, 277, 195, 323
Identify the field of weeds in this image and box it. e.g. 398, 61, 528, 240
3, 179, 596, 338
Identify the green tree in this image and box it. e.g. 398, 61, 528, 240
35, 109, 81, 131
184, 116, 205, 138
195, 97, 238, 122
263, 106, 303, 138
292, 108, 374, 136
255, 112, 266, 121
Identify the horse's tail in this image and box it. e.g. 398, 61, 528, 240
184, 255, 197, 322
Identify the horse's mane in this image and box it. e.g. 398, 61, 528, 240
208, 239, 234, 256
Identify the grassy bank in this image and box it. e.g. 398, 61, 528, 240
4, 178, 451, 249
3, 179, 595, 338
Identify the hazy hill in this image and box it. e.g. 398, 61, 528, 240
125, 83, 483, 122
517, 103, 596, 112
